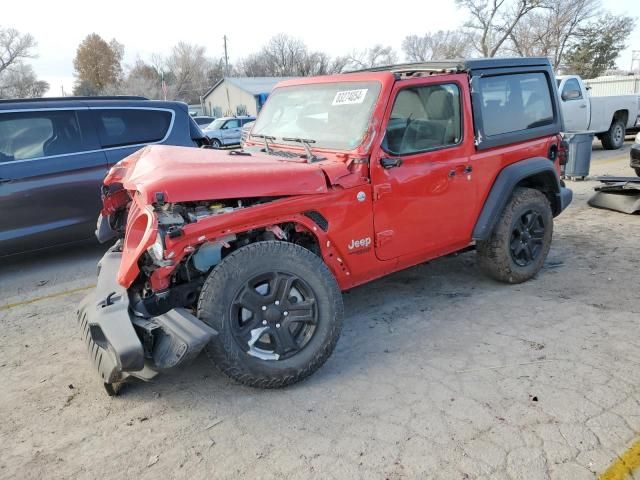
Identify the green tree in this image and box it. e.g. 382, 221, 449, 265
73, 33, 123, 95
564, 14, 636, 78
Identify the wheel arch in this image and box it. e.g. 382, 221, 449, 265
613, 109, 629, 126
472, 157, 564, 242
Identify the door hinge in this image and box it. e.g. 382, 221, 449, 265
373, 183, 392, 200
375, 230, 394, 247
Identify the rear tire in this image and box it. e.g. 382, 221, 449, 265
477, 188, 553, 284
197, 241, 343, 388
601, 119, 625, 150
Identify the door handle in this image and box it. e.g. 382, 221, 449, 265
380, 157, 402, 169
579, 104, 587, 109
451, 165, 472, 177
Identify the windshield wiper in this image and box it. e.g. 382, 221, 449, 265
250, 133, 276, 154
282, 137, 324, 162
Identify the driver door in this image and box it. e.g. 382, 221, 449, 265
371, 76, 477, 261
221, 118, 241, 145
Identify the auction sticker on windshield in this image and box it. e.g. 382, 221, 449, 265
332, 89, 368, 106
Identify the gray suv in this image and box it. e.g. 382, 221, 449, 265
203, 116, 255, 148
0, 96, 209, 256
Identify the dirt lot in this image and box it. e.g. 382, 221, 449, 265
1, 143, 639, 480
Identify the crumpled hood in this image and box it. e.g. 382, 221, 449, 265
104, 145, 347, 204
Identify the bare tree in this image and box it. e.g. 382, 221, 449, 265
236, 34, 345, 76
0, 27, 36, 75
508, 0, 599, 70
345, 45, 398, 70
456, 0, 548, 57
165, 42, 215, 103
402, 31, 472, 61
0, 62, 48, 98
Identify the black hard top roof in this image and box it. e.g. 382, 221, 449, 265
351, 57, 552, 74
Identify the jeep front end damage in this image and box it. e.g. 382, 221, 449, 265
77, 246, 217, 395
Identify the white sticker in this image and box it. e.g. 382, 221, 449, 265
332, 89, 368, 106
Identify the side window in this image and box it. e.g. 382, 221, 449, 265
0, 110, 83, 162
478, 72, 554, 137
561, 78, 583, 101
385, 83, 461, 155
224, 119, 240, 129
94, 109, 172, 148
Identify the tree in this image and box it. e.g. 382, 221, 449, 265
0, 62, 49, 98
236, 34, 343, 77
456, 0, 548, 57
402, 31, 471, 61
508, 0, 599, 70
73, 33, 124, 95
564, 14, 636, 78
0, 27, 36, 75
345, 45, 398, 70
165, 42, 217, 103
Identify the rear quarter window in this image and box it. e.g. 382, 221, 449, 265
94, 108, 172, 148
478, 72, 554, 137
0, 110, 83, 161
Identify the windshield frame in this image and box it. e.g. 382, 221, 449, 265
250, 80, 383, 153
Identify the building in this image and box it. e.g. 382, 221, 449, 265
202, 77, 293, 117
584, 75, 640, 96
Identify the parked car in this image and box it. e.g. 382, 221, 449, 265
79, 57, 572, 395
0, 96, 209, 256
192, 115, 216, 127
631, 132, 640, 176
203, 116, 256, 147
240, 120, 254, 148
556, 75, 640, 149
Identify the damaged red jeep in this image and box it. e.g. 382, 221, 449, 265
79, 58, 572, 395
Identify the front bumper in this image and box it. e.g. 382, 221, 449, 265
77, 247, 217, 395
630, 144, 640, 169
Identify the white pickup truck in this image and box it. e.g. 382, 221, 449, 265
557, 75, 640, 150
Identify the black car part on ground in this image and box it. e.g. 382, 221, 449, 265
77, 246, 217, 395
588, 176, 640, 214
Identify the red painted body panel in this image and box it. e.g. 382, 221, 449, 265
107, 70, 562, 292
104, 145, 332, 204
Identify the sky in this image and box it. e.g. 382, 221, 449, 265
3, 0, 640, 96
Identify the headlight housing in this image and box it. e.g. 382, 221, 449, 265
147, 233, 165, 264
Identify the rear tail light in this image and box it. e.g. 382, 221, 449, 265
557, 140, 569, 166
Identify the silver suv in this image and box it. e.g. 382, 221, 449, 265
203, 116, 255, 148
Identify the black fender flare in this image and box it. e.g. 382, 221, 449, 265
472, 157, 572, 241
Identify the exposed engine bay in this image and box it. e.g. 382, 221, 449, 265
112, 195, 320, 319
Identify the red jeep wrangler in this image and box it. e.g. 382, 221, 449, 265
79, 57, 572, 395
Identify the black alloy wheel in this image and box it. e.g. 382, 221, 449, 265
230, 272, 318, 361
509, 209, 545, 267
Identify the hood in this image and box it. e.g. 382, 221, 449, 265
104, 145, 345, 204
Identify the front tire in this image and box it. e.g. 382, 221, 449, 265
601, 119, 625, 150
477, 188, 553, 284
197, 241, 343, 388
210, 138, 222, 148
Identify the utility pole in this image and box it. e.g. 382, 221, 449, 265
223, 35, 229, 77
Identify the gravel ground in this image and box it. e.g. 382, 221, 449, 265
1, 143, 639, 480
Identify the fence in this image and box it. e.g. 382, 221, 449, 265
584, 76, 640, 96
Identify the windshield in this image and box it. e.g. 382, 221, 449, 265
251, 81, 382, 150
205, 118, 226, 131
